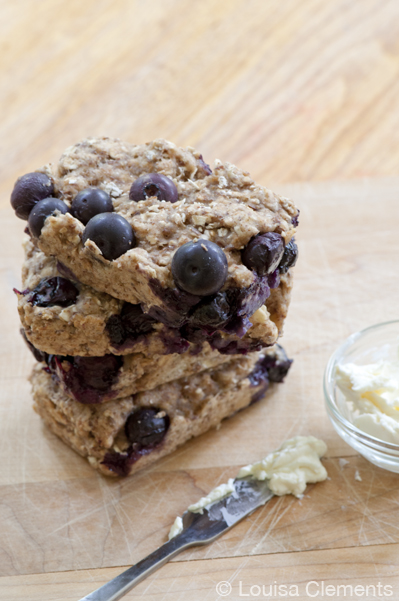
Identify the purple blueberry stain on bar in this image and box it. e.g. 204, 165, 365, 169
226, 276, 271, 328
53, 354, 123, 404
13, 287, 30, 297
157, 328, 190, 354
248, 358, 270, 389
148, 279, 202, 327
250, 384, 270, 405
23, 335, 123, 404
291, 210, 300, 227
101, 446, 154, 478
248, 344, 293, 404
209, 335, 264, 355
268, 269, 280, 289
149, 275, 270, 346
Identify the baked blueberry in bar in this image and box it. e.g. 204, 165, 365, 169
17, 237, 293, 357
11, 138, 298, 346
22, 330, 233, 404
30, 348, 292, 477
24, 322, 291, 405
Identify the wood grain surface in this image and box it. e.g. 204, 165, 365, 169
2, 0, 399, 599
2, 0, 399, 204
2, 177, 399, 600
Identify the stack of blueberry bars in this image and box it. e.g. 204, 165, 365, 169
11, 138, 298, 477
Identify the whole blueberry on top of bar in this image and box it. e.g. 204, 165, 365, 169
11, 172, 55, 220
28, 198, 69, 238
172, 239, 228, 296
82, 213, 135, 261
71, 188, 113, 225
129, 173, 178, 203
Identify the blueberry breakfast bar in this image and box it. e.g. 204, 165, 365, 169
11, 138, 298, 350
31, 346, 292, 476
11, 137, 297, 476
17, 237, 293, 357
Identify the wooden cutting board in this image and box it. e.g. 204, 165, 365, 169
1, 177, 399, 600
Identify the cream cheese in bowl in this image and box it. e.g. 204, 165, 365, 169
336, 359, 399, 444
324, 320, 399, 472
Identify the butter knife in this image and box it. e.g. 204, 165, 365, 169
78, 477, 273, 601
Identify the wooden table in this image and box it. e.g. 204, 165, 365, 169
1, 1, 399, 599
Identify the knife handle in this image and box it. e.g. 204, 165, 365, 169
78, 534, 191, 601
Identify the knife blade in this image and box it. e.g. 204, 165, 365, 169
78, 477, 273, 601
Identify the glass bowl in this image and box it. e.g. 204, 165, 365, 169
324, 320, 399, 473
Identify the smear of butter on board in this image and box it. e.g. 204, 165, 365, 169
168, 436, 327, 539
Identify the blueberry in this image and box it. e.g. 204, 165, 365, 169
28, 197, 68, 238
172, 239, 228, 296
268, 269, 280, 289
291, 210, 300, 227
262, 344, 293, 382
189, 292, 230, 328
104, 315, 125, 346
248, 344, 292, 390
129, 173, 178, 203
105, 304, 157, 346
248, 360, 269, 388
28, 277, 78, 307
148, 279, 201, 328
242, 232, 284, 276
279, 239, 298, 273
102, 444, 152, 476
66, 355, 122, 392
11, 172, 55, 220
82, 213, 135, 261
52, 354, 123, 404
121, 303, 157, 336
125, 408, 169, 448
71, 188, 113, 225
101, 450, 133, 477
